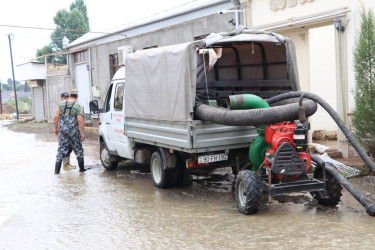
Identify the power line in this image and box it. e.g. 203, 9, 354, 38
0, 33, 82, 41
0, 24, 127, 36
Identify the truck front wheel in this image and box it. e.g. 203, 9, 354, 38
150, 151, 174, 188
100, 142, 118, 170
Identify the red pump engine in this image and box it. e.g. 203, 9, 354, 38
263, 122, 311, 179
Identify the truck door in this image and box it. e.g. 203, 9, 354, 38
108, 82, 133, 159
100, 83, 114, 150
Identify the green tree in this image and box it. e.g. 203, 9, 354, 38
36, 0, 90, 64
36, 45, 55, 63
24, 82, 31, 92
352, 8, 375, 156
2, 82, 12, 91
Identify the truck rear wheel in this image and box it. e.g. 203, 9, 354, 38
235, 170, 260, 214
100, 142, 118, 170
150, 151, 174, 188
310, 166, 342, 206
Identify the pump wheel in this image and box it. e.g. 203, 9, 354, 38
100, 142, 118, 170
150, 150, 175, 188
235, 170, 260, 214
310, 166, 342, 206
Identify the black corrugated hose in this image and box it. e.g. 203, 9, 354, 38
266, 91, 375, 173
311, 155, 375, 216
194, 100, 317, 126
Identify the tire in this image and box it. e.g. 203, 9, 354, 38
235, 170, 260, 214
310, 166, 342, 206
100, 142, 118, 170
150, 151, 175, 188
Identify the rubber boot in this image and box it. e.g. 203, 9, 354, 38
63, 156, 76, 170
55, 161, 62, 174
78, 159, 87, 172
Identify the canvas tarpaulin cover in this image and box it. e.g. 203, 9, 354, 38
125, 26, 299, 122
125, 42, 197, 122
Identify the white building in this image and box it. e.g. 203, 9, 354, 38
245, 0, 375, 156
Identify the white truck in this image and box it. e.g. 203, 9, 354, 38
89, 27, 345, 215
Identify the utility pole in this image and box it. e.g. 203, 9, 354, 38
8, 34, 19, 120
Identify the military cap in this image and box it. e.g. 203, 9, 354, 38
70, 89, 78, 95
61, 92, 69, 98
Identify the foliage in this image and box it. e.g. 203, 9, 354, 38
36, 0, 90, 64
1, 82, 12, 91
36, 45, 55, 63
1, 79, 30, 92
23, 82, 31, 92
352, 7, 375, 156
4, 97, 32, 113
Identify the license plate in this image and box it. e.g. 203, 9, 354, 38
198, 153, 228, 164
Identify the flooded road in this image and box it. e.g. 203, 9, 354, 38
1, 121, 375, 249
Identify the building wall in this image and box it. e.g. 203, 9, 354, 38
45, 74, 74, 117
245, 0, 375, 156
90, 13, 236, 105
248, 0, 375, 113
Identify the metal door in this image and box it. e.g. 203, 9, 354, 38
107, 82, 133, 159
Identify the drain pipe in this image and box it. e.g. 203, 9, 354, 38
311, 155, 375, 216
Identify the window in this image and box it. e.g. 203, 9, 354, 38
74, 50, 88, 64
109, 53, 119, 79
113, 83, 124, 111
104, 84, 113, 112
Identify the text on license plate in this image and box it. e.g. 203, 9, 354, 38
198, 154, 228, 164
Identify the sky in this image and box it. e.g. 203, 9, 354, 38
0, 0, 198, 84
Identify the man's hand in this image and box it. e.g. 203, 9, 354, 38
81, 134, 85, 141
54, 128, 59, 136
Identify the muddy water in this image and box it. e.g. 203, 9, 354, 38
1, 122, 375, 249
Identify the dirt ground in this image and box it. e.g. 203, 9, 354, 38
1, 104, 15, 114
5, 121, 97, 140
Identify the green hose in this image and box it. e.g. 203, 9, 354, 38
228, 94, 270, 173
228, 94, 270, 109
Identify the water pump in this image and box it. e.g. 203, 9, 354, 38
263, 122, 311, 179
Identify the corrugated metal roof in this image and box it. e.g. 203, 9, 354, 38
69, 0, 234, 49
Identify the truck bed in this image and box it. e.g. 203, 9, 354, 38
125, 118, 257, 153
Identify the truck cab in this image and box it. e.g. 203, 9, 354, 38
91, 67, 133, 170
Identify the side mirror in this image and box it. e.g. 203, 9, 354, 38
89, 100, 100, 114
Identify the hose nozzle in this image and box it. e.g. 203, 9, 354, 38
366, 204, 375, 216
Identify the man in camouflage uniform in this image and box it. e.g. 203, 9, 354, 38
60, 92, 76, 170
54, 89, 87, 174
